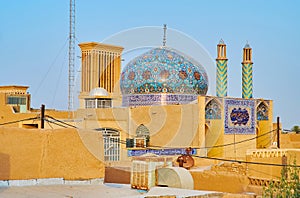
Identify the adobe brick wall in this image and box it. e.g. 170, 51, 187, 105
0, 127, 105, 180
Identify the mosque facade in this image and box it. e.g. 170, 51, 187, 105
76, 38, 274, 162
0, 37, 275, 163
2, 29, 300, 195
0, 29, 276, 163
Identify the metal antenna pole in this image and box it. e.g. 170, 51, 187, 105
68, 0, 75, 117
163, 24, 167, 47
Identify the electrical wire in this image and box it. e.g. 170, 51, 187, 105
51, 50, 68, 107
33, 37, 69, 96
104, 134, 300, 168
204, 136, 273, 159
247, 167, 281, 179
206, 133, 274, 158
43, 118, 68, 128
1, 115, 294, 168
45, 115, 78, 128
40, 115, 280, 151
192, 155, 300, 168
46, 119, 54, 129
12, 114, 284, 168
196, 129, 277, 150
0, 115, 278, 155
0, 117, 39, 126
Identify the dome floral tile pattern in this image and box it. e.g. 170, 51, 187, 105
120, 47, 209, 96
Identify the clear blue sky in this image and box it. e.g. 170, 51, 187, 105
0, 0, 299, 129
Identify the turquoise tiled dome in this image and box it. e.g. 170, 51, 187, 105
120, 47, 208, 96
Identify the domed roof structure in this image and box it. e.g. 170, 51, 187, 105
89, 87, 109, 97
120, 47, 209, 106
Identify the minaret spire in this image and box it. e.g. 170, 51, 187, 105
242, 42, 253, 99
216, 39, 228, 97
163, 24, 167, 47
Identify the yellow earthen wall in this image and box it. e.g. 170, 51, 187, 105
246, 149, 300, 181
280, 133, 300, 149
190, 170, 249, 194
129, 104, 201, 148
0, 92, 72, 129
206, 119, 224, 157
256, 100, 274, 148
223, 134, 256, 160
0, 127, 105, 180
257, 121, 273, 148
197, 97, 206, 156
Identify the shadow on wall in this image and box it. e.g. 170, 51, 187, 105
0, 152, 9, 191
0, 153, 9, 180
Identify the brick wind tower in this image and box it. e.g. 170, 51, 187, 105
242, 43, 253, 99
216, 39, 228, 97
78, 42, 124, 109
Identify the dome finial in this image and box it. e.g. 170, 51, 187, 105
163, 24, 167, 47
219, 38, 225, 44
244, 40, 251, 48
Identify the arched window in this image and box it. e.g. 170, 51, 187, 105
205, 99, 221, 119
95, 128, 120, 161
136, 124, 150, 137
257, 102, 268, 120
135, 124, 150, 147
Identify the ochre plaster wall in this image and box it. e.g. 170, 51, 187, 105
0, 127, 105, 180
257, 121, 273, 148
223, 134, 256, 160
256, 101, 274, 149
281, 133, 300, 149
204, 98, 275, 160
197, 96, 206, 156
0, 99, 36, 128
191, 169, 249, 193
246, 149, 300, 181
206, 119, 224, 157
129, 104, 200, 148
78, 108, 130, 161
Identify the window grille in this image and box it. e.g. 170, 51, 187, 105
96, 128, 120, 161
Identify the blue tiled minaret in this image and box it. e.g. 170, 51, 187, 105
216, 39, 228, 97
242, 43, 253, 99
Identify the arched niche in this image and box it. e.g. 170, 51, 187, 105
257, 102, 269, 121
205, 99, 221, 119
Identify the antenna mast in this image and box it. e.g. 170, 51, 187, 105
163, 24, 167, 47
68, 0, 75, 116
